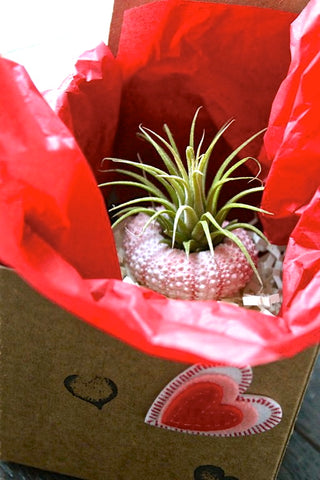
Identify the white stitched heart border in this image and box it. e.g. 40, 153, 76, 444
145, 364, 282, 437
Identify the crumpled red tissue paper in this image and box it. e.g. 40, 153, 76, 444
0, 0, 319, 366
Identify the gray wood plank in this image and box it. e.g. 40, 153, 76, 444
0, 462, 72, 479
277, 430, 320, 480
277, 354, 320, 479
294, 354, 320, 449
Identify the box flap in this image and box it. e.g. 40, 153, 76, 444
108, 0, 309, 54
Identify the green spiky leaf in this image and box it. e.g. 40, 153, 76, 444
99, 109, 273, 283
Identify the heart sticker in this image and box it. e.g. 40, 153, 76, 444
64, 375, 118, 409
145, 364, 282, 436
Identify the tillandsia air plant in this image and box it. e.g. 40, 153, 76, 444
100, 108, 272, 301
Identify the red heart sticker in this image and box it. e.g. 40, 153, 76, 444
161, 377, 245, 431
145, 364, 282, 436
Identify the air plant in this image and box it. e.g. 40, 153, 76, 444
100, 108, 271, 300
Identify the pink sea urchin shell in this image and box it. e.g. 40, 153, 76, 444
123, 213, 258, 301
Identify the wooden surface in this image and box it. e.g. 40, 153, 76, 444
1, 354, 319, 480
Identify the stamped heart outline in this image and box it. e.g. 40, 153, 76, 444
194, 464, 239, 480
145, 364, 282, 436
64, 375, 118, 410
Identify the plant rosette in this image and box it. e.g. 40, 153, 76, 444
101, 109, 284, 315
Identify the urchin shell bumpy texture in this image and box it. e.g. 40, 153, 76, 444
123, 213, 258, 300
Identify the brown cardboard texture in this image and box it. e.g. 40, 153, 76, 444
0, 267, 318, 480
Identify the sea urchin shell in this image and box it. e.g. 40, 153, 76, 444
123, 213, 258, 300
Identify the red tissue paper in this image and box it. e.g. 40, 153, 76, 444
0, 0, 319, 366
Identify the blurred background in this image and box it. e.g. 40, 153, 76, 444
1, 0, 114, 91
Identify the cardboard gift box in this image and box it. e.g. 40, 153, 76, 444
1, 0, 319, 479
0, 267, 318, 480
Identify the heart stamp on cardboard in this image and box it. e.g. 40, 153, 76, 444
194, 464, 239, 480
145, 364, 282, 436
64, 375, 118, 409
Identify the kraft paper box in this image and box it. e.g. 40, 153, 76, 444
0, 267, 318, 480
1, 0, 320, 479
